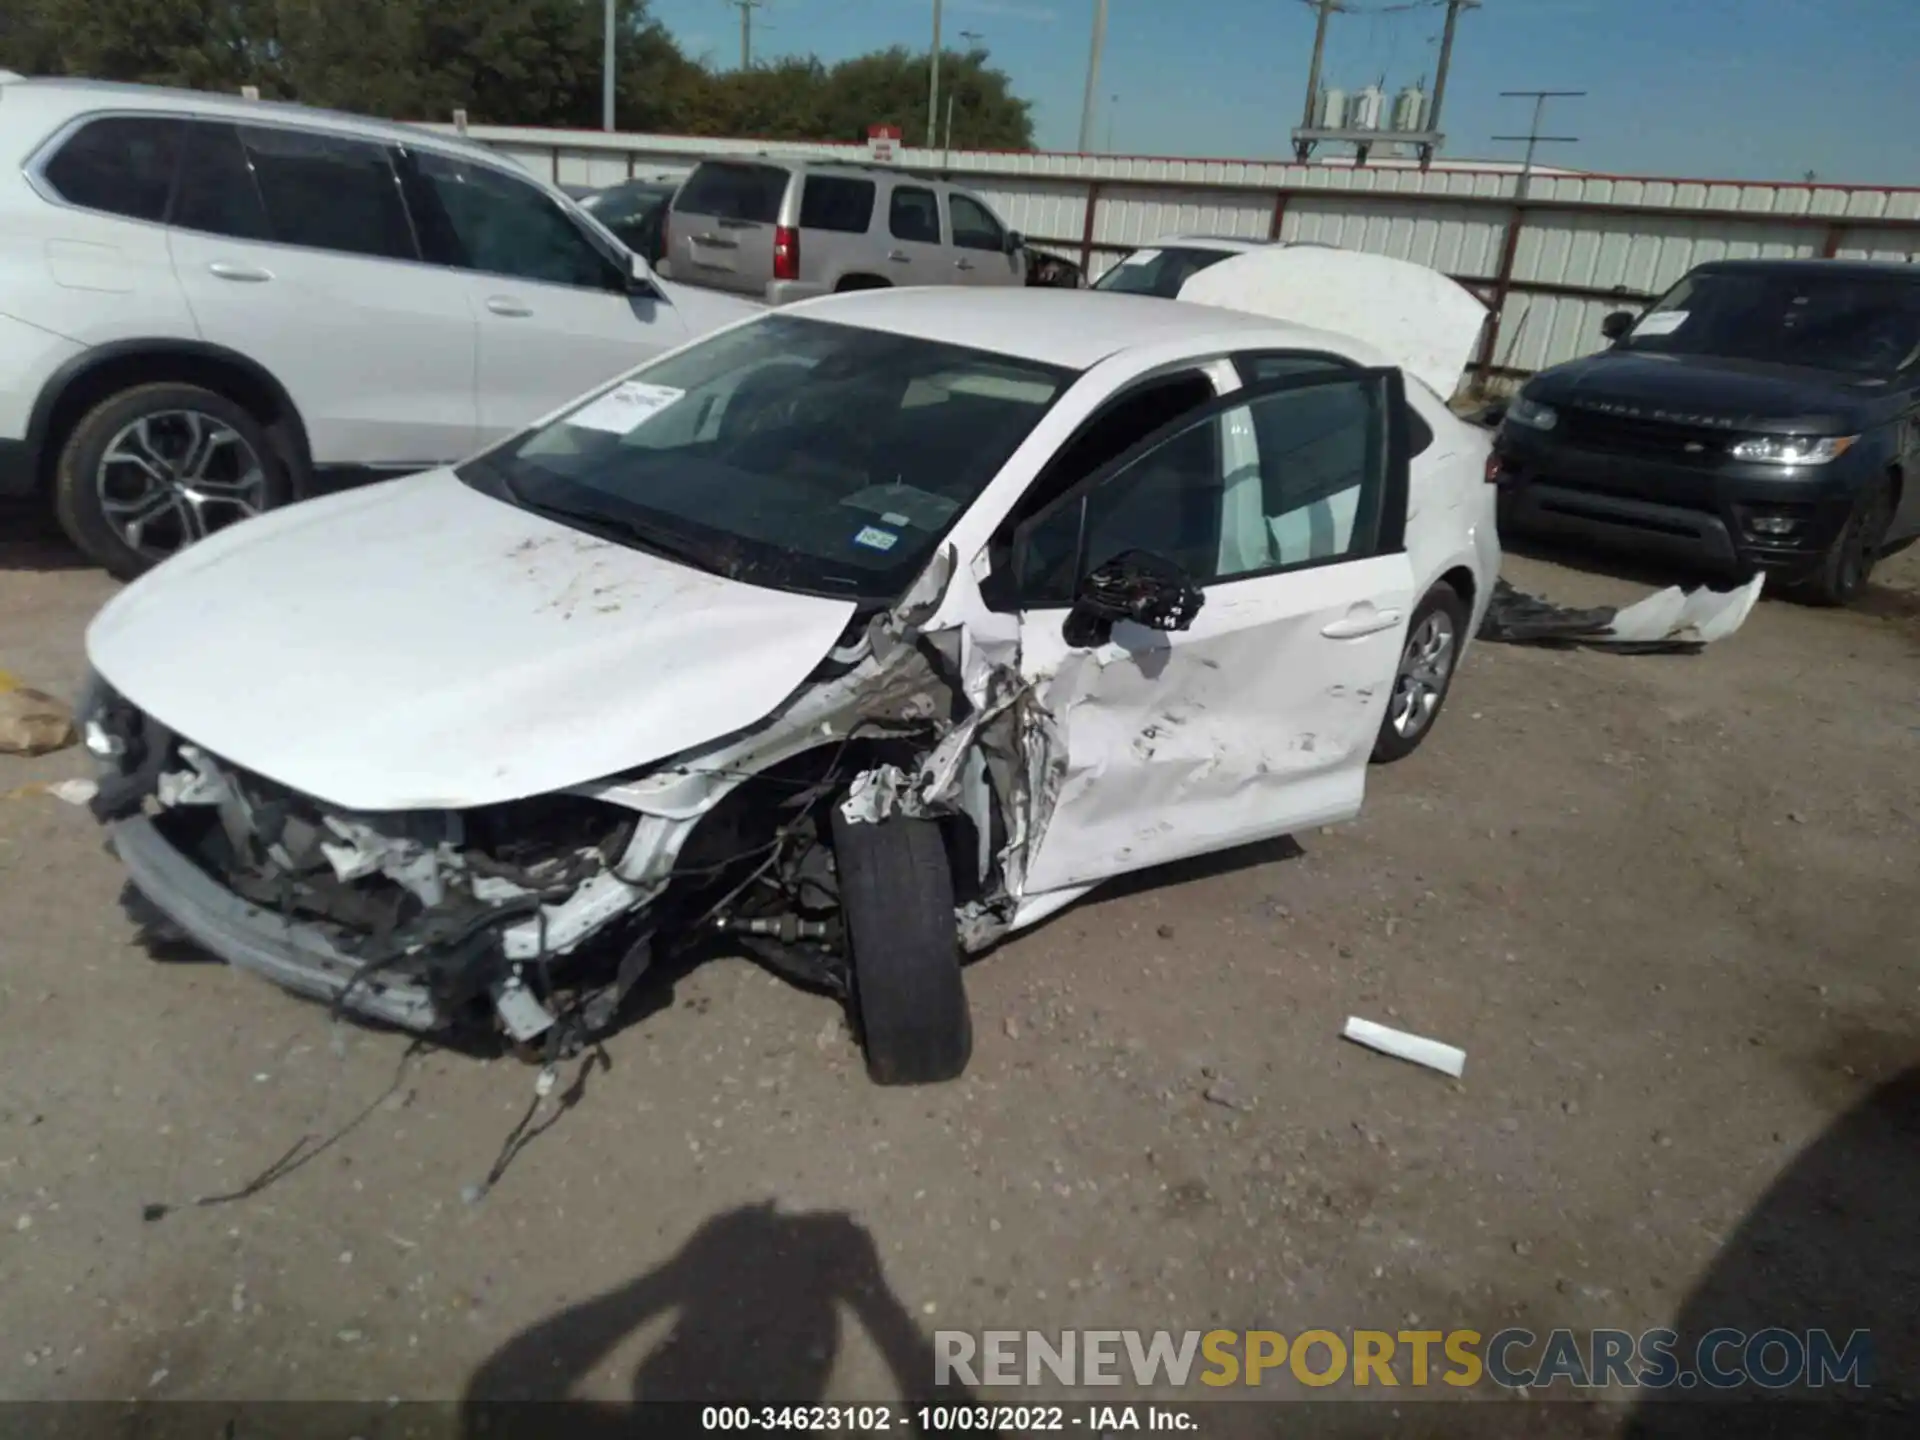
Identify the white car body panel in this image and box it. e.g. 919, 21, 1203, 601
85, 468, 858, 811
167, 226, 481, 466
1178, 246, 1490, 401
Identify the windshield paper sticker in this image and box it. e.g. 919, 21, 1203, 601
1632, 310, 1688, 337
565, 381, 685, 434
1119, 248, 1161, 267
853, 526, 900, 552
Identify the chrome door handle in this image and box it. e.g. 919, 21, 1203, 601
1321, 609, 1402, 639
888, 250, 911, 263
207, 261, 272, 282
486, 296, 533, 317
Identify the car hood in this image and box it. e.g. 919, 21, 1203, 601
85, 469, 858, 812
1177, 246, 1489, 399
1526, 351, 1882, 432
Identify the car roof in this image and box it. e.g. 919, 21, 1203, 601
786, 287, 1357, 370
0, 75, 512, 171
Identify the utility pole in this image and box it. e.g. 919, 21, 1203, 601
1493, 89, 1583, 200
1424, 0, 1479, 152
1301, 0, 1336, 131
602, 0, 616, 131
731, 0, 766, 70
1077, 0, 1109, 153
927, 0, 944, 148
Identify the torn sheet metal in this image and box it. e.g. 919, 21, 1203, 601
1478, 573, 1765, 653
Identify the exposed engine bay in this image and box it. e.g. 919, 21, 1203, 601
83, 549, 1049, 1060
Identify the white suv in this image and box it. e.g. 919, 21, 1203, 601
0, 77, 758, 577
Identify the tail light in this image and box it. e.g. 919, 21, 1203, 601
773, 224, 800, 282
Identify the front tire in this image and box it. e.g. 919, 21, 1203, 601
828, 807, 972, 1086
1791, 477, 1894, 608
1371, 581, 1468, 764
53, 383, 289, 580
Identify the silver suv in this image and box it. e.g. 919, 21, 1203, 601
663, 157, 1026, 303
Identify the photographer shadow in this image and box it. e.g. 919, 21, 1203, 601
461, 1201, 976, 1437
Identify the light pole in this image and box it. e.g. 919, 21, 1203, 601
927, 0, 944, 149
946, 31, 983, 156
1106, 93, 1118, 153
602, 0, 616, 131
1076, 0, 1108, 153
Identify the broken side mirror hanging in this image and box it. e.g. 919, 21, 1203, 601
1062, 549, 1205, 648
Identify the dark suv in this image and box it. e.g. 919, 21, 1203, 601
1493, 260, 1920, 604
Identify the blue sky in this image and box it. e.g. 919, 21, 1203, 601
644, 0, 1920, 184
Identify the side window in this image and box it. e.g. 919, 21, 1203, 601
170, 122, 272, 241
799, 176, 876, 233
948, 193, 1005, 251
235, 126, 415, 260
408, 151, 623, 291
889, 186, 942, 244
1016, 376, 1388, 606
41, 117, 182, 223
1242, 348, 1431, 455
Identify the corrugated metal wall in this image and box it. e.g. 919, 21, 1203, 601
430, 123, 1920, 388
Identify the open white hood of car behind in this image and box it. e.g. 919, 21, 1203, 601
85, 469, 858, 812
1178, 246, 1490, 400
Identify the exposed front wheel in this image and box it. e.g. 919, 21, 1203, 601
1371, 581, 1468, 764
1790, 478, 1894, 608
53, 383, 290, 580
828, 806, 972, 1086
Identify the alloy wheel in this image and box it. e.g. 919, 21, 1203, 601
95, 410, 267, 562
1388, 609, 1457, 741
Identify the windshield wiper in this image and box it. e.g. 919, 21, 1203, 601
514, 494, 732, 579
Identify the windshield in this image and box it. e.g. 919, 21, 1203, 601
461, 315, 1072, 600
1622, 269, 1920, 375
1093, 245, 1239, 298
581, 183, 673, 226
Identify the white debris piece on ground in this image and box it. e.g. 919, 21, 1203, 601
1342, 1016, 1467, 1078
1, 777, 98, 805
1605, 571, 1766, 645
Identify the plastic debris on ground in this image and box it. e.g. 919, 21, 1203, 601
1342, 1016, 1468, 1078
1478, 572, 1766, 654
0, 670, 79, 756
2, 777, 98, 805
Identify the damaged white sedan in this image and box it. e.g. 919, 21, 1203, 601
78, 262, 1499, 1085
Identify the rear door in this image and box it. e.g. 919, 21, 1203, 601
947, 190, 1022, 288
881, 183, 948, 284
400, 149, 691, 445
165, 120, 477, 470
1008, 366, 1416, 895
666, 161, 789, 297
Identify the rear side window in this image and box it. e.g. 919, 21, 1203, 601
41, 117, 183, 223
890, 186, 942, 244
238, 126, 415, 261
799, 176, 876, 234
170, 122, 272, 241
949, 193, 1005, 251
674, 162, 789, 223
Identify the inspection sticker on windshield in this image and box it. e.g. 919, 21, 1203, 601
853, 526, 900, 552
1633, 310, 1689, 337
565, 381, 685, 434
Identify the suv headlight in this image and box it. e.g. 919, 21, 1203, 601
1728, 434, 1858, 466
1506, 395, 1559, 431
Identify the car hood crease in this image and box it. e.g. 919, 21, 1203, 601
84, 469, 858, 812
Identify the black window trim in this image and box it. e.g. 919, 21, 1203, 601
1001, 365, 1411, 612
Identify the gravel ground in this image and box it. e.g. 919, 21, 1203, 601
1, 517, 1916, 1432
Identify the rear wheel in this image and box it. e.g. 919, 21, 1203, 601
1371, 581, 1468, 764
1792, 477, 1893, 608
834, 274, 890, 292
53, 382, 289, 580
828, 806, 972, 1085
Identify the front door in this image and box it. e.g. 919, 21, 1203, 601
401, 149, 690, 444
1010, 367, 1416, 896
879, 184, 948, 284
